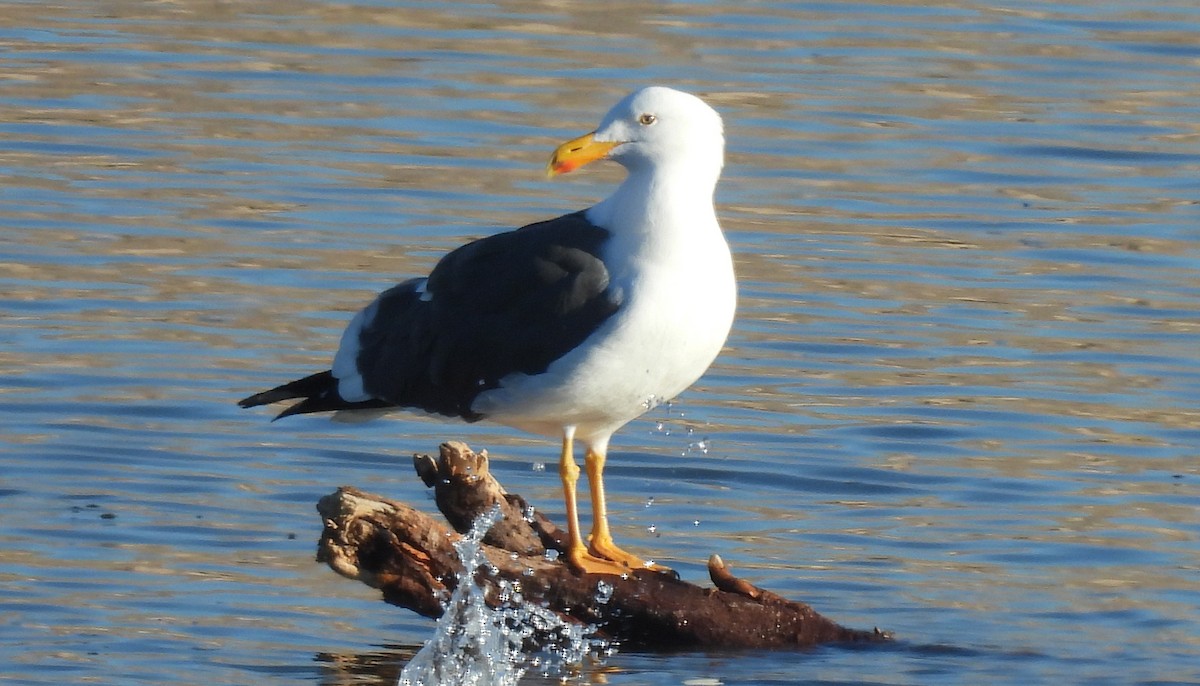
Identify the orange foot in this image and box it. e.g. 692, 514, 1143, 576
567, 535, 676, 577
564, 544, 633, 576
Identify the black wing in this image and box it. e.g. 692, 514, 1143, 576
357, 210, 618, 418
240, 211, 618, 421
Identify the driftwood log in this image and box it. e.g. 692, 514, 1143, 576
316, 441, 889, 649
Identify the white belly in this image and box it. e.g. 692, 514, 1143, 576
472, 229, 736, 444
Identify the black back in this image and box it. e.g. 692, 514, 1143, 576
351, 211, 618, 419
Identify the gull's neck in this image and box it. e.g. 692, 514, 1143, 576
587, 160, 721, 241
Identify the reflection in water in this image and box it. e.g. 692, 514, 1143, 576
314, 646, 409, 686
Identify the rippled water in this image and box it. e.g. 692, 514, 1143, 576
2, 1, 1198, 684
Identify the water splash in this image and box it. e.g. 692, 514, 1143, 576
646, 400, 711, 456
398, 505, 609, 686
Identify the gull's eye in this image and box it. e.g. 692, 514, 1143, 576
638, 113, 657, 126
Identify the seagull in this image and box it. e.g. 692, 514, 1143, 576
239, 86, 736, 575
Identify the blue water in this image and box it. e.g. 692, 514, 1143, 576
2, 1, 1198, 684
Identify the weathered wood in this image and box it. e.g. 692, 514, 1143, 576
316, 441, 889, 649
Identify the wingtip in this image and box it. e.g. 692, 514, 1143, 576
271, 399, 311, 421
237, 391, 273, 409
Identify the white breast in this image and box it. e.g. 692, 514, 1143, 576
472, 193, 736, 444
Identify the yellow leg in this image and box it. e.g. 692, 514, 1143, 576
585, 445, 674, 575
559, 429, 627, 575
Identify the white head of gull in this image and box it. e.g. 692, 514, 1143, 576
240, 86, 736, 576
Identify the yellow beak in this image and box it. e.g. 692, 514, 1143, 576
546, 132, 620, 178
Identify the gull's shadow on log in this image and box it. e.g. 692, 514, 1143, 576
316, 441, 890, 650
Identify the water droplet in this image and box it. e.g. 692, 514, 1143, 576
594, 580, 614, 605
647, 524, 657, 534
531, 462, 545, 472
397, 505, 608, 685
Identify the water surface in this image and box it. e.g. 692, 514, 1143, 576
2, 1, 1198, 684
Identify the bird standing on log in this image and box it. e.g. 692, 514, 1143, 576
240, 86, 736, 575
